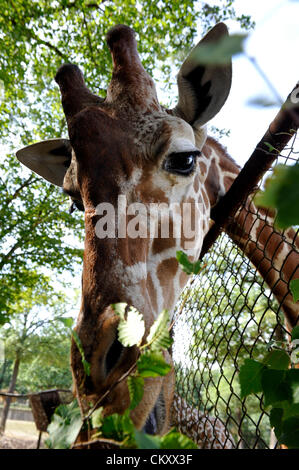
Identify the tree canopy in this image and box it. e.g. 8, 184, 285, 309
0, 0, 253, 144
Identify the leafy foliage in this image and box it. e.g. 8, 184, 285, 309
239, 340, 299, 449
291, 326, 299, 342
47, 303, 195, 449
46, 400, 82, 449
58, 316, 91, 376
290, 279, 299, 303
134, 427, 197, 449
176, 250, 204, 275
194, 33, 246, 65
1, 283, 71, 365
239, 359, 265, 397
137, 351, 171, 378
0, 0, 254, 146
134, 429, 160, 449
113, 304, 173, 380
255, 164, 299, 229
159, 430, 197, 449
247, 95, 280, 108
116, 305, 145, 347
0, 286, 74, 431
146, 308, 173, 351
72, 330, 91, 377
127, 376, 144, 410
0, 156, 84, 321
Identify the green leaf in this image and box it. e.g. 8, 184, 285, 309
263, 142, 277, 153
291, 326, 299, 366
137, 351, 171, 378
263, 350, 290, 370
262, 369, 291, 407
176, 250, 203, 275
117, 306, 145, 347
159, 429, 197, 449
270, 408, 283, 439
286, 369, 299, 403
280, 417, 299, 449
134, 430, 160, 449
239, 359, 265, 398
101, 411, 135, 442
111, 302, 127, 320
247, 95, 280, 108
194, 34, 247, 65
255, 164, 299, 229
45, 400, 82, 449
91, 407, 104, 429
146, 309, 173, 351
128, 376, 144, 410
72, 330, 90, 376
291, 325, 299, 341
0, 313, 9, 325
59, 317, 75, 328
282, 403, 299, 420
290, 279, 299, 303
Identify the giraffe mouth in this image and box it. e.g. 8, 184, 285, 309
104, 337, 125, 376
75, 302, 140, 403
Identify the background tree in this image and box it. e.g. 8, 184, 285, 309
16, 335, 72, 392
0, 279, 73, 434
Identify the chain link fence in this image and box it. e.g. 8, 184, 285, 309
172, 131, 299, 449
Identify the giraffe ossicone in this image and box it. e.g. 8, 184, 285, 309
16, 23, 298, 448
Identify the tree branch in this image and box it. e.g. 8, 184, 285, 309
4, 175, 39, 206
28, 31, 69, 61
82, 10, 98, 69
72, 437, 121, 448
7, 0, 69, 61
0, 240, 22, 271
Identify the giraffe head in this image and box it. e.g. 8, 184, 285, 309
16, 24, 231, 430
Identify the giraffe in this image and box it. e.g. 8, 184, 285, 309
15, 23, 298, 448
205, 136, 299, 331
172, 393, 235, 449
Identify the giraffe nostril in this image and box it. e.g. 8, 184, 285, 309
105, 338, 124, 376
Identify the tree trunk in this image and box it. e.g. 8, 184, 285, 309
0, 358, 9, 389
0, 356, 20, 434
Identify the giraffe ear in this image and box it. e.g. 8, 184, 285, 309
16, 138, 72, 187
173, 23, 232, 127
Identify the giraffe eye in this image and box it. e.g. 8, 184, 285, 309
163, 151, 200, 176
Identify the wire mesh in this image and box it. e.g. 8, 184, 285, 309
172, 131, 299, 449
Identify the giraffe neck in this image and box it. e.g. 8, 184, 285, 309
138, 136, 242, 321
202, 136, 299, 329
